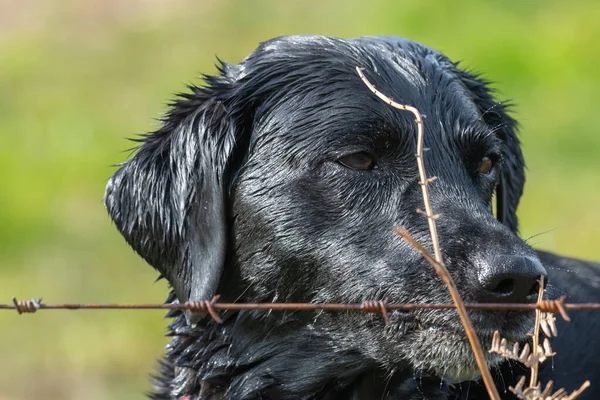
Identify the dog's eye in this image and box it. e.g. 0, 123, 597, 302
478, 156, 494, 175
337, 152, 376, 170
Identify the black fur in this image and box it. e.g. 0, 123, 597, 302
105, 36, 600, 399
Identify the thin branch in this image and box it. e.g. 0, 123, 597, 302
570, 381, 592, 399
530, 275, 545, 387
356, 66, 501, 400
355, 67, 441, 261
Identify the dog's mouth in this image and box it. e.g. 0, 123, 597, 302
386, 309, 534, 383
391, 308, 534, 336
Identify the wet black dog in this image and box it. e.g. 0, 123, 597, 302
104, 36, 600, 399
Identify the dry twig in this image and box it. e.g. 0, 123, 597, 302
489, 331, 555, 368
356, 66, 501, 400
531, 276, 545, 386
510, 376, 590, 400
540, 312, 558, 338
490, 276, 590, 399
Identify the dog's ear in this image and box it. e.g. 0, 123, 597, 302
453, 67, 525, 232
105, 73, 242, 323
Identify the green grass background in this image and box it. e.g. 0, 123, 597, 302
0, 1, 599, 398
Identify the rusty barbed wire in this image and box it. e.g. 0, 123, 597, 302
3, 295, 598, 322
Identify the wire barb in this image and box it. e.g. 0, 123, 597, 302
361, 299, 390, 325
538, 296, 570, 322
12, 297, 42, 314
184, 295, 222, 323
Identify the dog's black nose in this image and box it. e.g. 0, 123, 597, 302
478, 256, 547, 303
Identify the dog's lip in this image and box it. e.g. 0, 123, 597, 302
388, 309, 417, 323
389, 309, 531, 341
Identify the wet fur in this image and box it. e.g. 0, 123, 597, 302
105, 36, 600, 399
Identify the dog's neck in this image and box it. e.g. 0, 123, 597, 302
149, 292, 460, 400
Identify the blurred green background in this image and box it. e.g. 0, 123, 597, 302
1, 0, 599, 398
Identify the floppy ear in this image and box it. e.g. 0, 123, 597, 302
453, 67, 525, 232
104, 76, 241, 323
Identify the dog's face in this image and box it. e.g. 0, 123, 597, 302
105, 36, 546, 385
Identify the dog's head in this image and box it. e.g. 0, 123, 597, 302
105, 36, 546, 385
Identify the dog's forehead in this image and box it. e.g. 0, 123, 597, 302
242, 36, 482, 146
252, 36, 431, 89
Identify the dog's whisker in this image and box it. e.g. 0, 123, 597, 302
479, 98, 515, 122
523, 228, 558, 243
233, 284, 254, 304
381, 369, 394, 400
496, 363, 508, 393
488, 123, 510, 136
545, 266, 581, 277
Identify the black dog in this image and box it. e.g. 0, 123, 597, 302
104, 36, 600, 399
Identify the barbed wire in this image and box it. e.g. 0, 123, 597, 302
2, 69, 594, 399
4, 295, 599, 323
